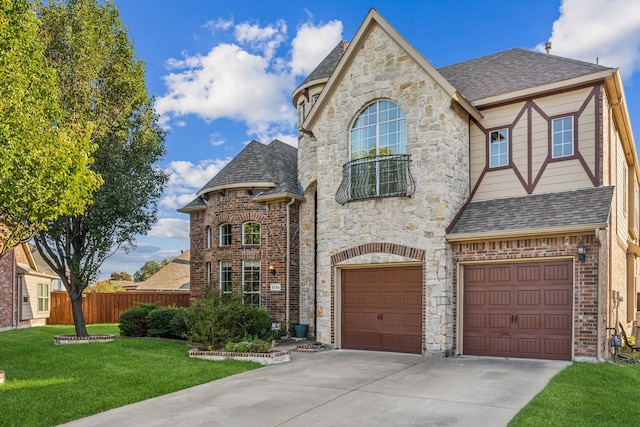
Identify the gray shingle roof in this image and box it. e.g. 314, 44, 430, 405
191, 139, 300, 198
297, 40, 348, 88
448, 187, 614, 235
438, 48, 612, 102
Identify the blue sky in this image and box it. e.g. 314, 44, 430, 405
99, 0, 640, 278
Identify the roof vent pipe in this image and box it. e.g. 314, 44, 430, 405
545, 42, 552, 54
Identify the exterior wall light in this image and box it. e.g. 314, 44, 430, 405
577, 243, 586, 264
268, 262, 276, 275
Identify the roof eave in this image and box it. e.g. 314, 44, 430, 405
252, 192, 305, 203
446, 222, 607, 243
292, 78, 330, 105
197, 182, 276, 197
177, 205, 206, 214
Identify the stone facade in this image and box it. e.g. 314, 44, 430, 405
298, 24, 469, 353
188, 189, 300, 324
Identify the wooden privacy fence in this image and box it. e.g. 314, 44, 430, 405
48, 291, 191, 325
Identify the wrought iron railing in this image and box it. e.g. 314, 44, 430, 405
335, 154, 415, 205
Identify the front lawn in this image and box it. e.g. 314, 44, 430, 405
510, 361, 640, 426
0, 324, 260, 426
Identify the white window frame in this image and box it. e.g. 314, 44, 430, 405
219, 223, 232, 247
220, 261, 232, 293
205, 226, 212, 249
242, 222, 260, 246
552, 116, 574, 159
242, 260, 260, 306
350, 100, 406, 160
489, 129, 509, 168
37, 283, 49, 312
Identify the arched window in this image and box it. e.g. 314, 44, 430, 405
351, 100, 406, 159
205, 226, 212, 249
219, 223, 232, 246
338, 100, 412, 202
242, 222, 260, 245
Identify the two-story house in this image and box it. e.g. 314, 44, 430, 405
179, 140, 303, 326
292, 9, 638, 361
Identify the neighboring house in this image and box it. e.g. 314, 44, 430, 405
0, 243, 58, 331
136, 250, 191, 291
179, 140, 302, 325
291, 9, 638, 361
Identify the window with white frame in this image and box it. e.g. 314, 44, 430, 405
205, 226, 212, 249
348, 100, 407, 199
220, 261, 232, 293
242, 222, 260, 245
489, 129, 509, 168
37, 283, 49, 312
242, 260, 260, 306
205, 262, 212, 286
552, 116, 574, 158
219, 223, 232, 246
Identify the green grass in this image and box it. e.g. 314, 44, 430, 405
0, 325, 260, 427
510, 361, 640, 427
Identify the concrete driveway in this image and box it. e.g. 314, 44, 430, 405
62, 350, 568, 427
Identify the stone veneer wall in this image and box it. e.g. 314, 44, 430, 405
189, 189, 300, 323
452, 234, 601, 360
298, 24, 469, 354
0, 251, 16, 330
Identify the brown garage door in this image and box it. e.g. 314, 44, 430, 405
341, 266, 422, 354
463, 261, 572, 360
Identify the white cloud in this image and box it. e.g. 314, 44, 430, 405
536, 0, 640, 79
148, 218, 190, 239
156, 17, 343, 143
204, 17, 234, 33
210, 133, 225, 146
161, 159, 230, 209
235, 20, 287, 60
290, 20, 343, 76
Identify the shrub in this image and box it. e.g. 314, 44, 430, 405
118, 303, 158, 337
147, 306, 190, 339
185, 286, 273, 349
223, 340, 272, 353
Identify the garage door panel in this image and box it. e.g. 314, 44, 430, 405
342, 266, 422, 354
463, 260, 572, 360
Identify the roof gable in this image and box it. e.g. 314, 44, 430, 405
302, 8, 481, 132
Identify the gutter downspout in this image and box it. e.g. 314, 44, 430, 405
285, 198, 295, 326
314, 191, 318, 338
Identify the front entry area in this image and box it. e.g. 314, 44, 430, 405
341, 266, 422, 354
462, 260, 573, 360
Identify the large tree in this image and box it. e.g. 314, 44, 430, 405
0, 0, 101, 255
133, 258, 172, 282
34, 0, 168, 336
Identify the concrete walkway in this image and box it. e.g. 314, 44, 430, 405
62, 350, 569, 427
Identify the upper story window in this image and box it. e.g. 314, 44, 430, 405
312, 94, 319, 105
242, 222, 260, 245
489, 129, 509, 168
552, 116, 574, 158
205, 226, 212, 249
298, 102, 305, 123
219, 223, 232, 246
336, 100, 414, 204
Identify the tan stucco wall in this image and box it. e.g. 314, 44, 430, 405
298, 23, 469, 354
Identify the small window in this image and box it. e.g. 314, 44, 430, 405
242, 260, 260, 306
552, 116, 574, 158
205, 226, 212, 249
298, 102, 305, 123
220, 261, 232, 293
37, 283, 49, 312
489, 129, 509, 168
242, 222, 260, 245
205, 262, 212, 286
219, 223, 232, 246
312, 94, 319, 105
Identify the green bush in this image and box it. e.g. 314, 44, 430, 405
185, 286, 273, 350
223, 340, 272, 353
118, 303, 158, 337
146, 306, 189, 339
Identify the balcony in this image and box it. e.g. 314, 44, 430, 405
335, 154, 415, 205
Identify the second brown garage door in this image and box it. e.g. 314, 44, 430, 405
341, 266, 422, 354
463, 260, 573, 360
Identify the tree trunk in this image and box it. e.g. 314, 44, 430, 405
69, 290, 88, 337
